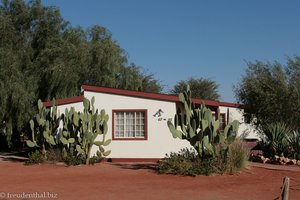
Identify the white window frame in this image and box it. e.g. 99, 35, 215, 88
112, 109, 147, 140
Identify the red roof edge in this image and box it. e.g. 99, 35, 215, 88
220, 102, 243, 108
43, 96, 84, 107
82, 84, 182, 102
42, 85, 242, 108
81, 84, 242, 108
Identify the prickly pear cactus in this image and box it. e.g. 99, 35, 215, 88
167, 86, 239, 158
74, 97, 111, 164
26, 99, 61, 156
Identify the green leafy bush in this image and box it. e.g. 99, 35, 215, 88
25, 150, 45, 165
158, 141, 249, 177
287, 131, 300, 159
193, 158, 216, 176
261, 122, 290, 157
46, 148, 63, 163
157, 148, 216, 176
227, 140, 249, 174
89, 155, 104, 165
64, 154, 85, 166
214, 143, 230, 174
157, 148, 196, 176
63, 148, 85, 166
213, 140, 249, 174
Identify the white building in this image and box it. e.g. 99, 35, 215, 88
43, 85, 258, 162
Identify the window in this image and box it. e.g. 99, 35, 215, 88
219, 113, 226, 133
112, 110, 147, 140
212, 113, 226, 133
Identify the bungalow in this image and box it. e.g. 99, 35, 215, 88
43, 85, 259, 162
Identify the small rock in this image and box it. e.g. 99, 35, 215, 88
284, 157, 290, 164
279, 156, 285, 162
260, 156, 265, 163
270, 157, 280, 165
279, 161, 284, 165
264, 158, 271, 164
286, 159, 296, 165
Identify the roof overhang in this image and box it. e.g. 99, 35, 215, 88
43, 84, 243, 109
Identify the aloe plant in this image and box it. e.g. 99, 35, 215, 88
287, 130, 300, 159
261, 122, 290, 157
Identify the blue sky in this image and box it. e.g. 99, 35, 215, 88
43, 0, 300, 102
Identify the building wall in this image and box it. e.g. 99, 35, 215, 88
58, 91, 190, 159
219, 106, 259, 139
55, 91, 259, 159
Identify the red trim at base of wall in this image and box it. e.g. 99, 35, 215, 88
104, 158, 161, 163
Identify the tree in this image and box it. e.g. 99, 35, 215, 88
170, 77, 220, 100
234, 57, 300, 130
0, 0, 163, 148
82, 25, 127, 87
117, 64, 163, 93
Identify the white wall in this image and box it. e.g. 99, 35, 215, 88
56, 102, 84, 116
55, 92, 260, 159
83, 91, 190, 158
219, 106, 259, 139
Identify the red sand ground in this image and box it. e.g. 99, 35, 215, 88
0, 161, 299, 200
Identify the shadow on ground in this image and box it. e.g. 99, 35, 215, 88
0, 151, 28, 162
111, 163, 157, 171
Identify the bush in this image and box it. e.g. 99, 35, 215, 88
157, 148, 196, 176
25, 150, 45, 165
227, 140, 249, 174
260, 122, 290, 157
64, 154, 85, 166
193, 158, 216, 176
63, 148, 85, 166
158, 141, 249, 176
214, 140, 249, 174
214, 143, 230, 174
157, 148, 216, 176
287, 131, 300, 160
89, 155, 104, 165
46, 148, 63, 163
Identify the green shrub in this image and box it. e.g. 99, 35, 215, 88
157, 148, 216, 176
213, 140, 249, 174
46, 148, 63, 163
25, 150, 45, 165
158, 141, 249, 177
261, 122, 290, 157
227, 140, 249, 174
214, 142, 230, 174
193, 158, 216, 176
287, 131, 300, 160
157, 148, 196, 176
64, 154, 85, 166
89, 155, 104, 165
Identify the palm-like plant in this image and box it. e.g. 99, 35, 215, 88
287, 131, 300, 159
262, 122, 290, 157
